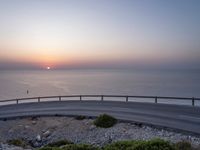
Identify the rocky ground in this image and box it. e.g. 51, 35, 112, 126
0, 116, 200, 150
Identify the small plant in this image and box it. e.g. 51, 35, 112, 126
94, 114, 117, 128
175, 141, 192, 150
39, 147, 61, 150
39, 144, 99, 150
104, 140, 139, 150
145, 138, 174, 150
104, 139, 175, 150
75, 115, 86, 120
7, 139, 27, 148
62, 144, 99, 150
37, 139, 195, 150
45, 140, 73, 147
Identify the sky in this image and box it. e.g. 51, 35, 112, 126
0, 0, 200, 70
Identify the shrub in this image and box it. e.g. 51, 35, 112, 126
45, 140, 73, 147
7, 139, 28, 148
39, 147, 61, 150
104, 140, 139, 150
104, 139, 175, 150
94, 114, 117, 128
142, 138, 174, 150
75, 115, 86, 120
38, 139, 194, 150
175, 141, 192, 150
40, 144, 99, 150
62, 144, 99, 150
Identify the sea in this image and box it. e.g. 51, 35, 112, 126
0, 69, 200, 106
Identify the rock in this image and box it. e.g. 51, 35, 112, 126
43, 130, 51, 137
8, 129, 13, 133
32, 141, 42, 148
36, 135, 41, 142
108, 137, 112, 144
32, 121, 37, 125
89, 125, 96, 130
25, 125, 30, 129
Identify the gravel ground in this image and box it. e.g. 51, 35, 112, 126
0, 116, 200, 150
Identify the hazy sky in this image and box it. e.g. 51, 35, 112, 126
0, 0, 200, 70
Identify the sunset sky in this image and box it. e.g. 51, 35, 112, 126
0, 0, 200, 70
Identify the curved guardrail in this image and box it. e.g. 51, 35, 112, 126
0, 95, 200, 106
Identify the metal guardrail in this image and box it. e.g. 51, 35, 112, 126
0, 95, 200, 106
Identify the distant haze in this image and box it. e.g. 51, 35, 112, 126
0, 0, 200, 70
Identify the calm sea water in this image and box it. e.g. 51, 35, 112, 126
0, 69, 200, 105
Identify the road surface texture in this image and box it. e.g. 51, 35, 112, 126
0, 100, 200, 134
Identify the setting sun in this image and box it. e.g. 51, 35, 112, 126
46, 66, 51, 70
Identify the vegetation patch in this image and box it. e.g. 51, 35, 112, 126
39, 143, 99, 150
38, 139, 198, 150
75, 115, 86, 120
7, 139, 28, 148
104, 138, 175, 150
62, 144, 99, 150
45, 140, 73, 147
94, 114, 117, 128
103, 140, 138, 150
39, 147, 61, 150
174, 141, 192, 150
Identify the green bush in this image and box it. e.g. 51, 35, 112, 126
142, 138, 174, 150
62, 144, 99, 150
104, 140, 138, 150
75, 115, 86, 120
38, 139, 195, 150
174, 141, 192, 150
94, 114, 117, 128
39, 147, 61, 150
7, 139, 28, 148
39, 144, 99, 150
45, 140, 73, 147
104, 139, 175, 150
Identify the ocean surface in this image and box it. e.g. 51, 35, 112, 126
0, 69, 200, 106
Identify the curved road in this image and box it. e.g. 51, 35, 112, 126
0, 100, 200, 135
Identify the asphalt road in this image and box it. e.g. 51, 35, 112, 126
0, 100, 200, 134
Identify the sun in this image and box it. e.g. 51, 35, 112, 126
46, 66, 51, 70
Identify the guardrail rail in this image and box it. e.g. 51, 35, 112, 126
0, 95, 200, 106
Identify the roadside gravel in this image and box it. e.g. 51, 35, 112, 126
0, 116, 199, 149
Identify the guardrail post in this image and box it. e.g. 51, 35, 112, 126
16, 99, 18, 104
101, 95, 104, 101
192, 97, 195, 106
126, 96, 128, 102
155, 97, 158, 103
38, 97, 40, 102
80, 95, 82, 101
59, 96, 61, 101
